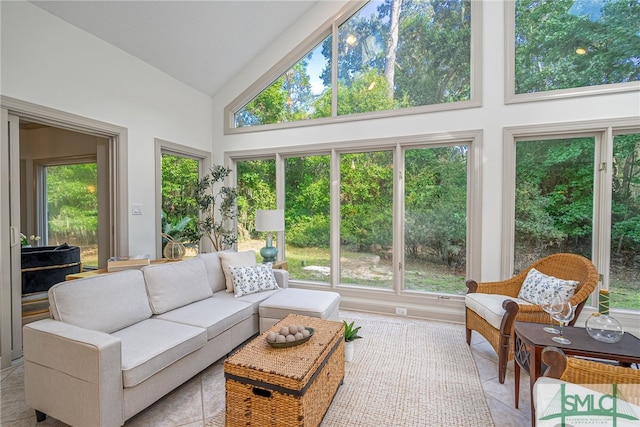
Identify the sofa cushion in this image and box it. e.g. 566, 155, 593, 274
230, 264, 279, 297
48, 269, 152, 333
465, 293, 533, 330
216, 288, 282, 314
142, 258, 213, 314
196, 252, 226, 293
111, 318, 207, 388
258, 288, 341, 320
153, 296, 253, 340
218, 250, 256, 293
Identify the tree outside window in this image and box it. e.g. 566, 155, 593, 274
235, 0, 472, 127
514, 0, 640, 94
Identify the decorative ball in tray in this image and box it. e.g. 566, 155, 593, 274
266, 324, 314, 348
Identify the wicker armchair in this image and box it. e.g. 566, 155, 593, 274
541, 346, 640, 385
465, 253, 598, 383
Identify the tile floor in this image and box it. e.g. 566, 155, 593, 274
1, 310, 532, 427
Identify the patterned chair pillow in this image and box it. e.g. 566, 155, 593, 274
229, 263, 279, 298
518, 267, 579, 305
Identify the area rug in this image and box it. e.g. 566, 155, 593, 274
208, 317, 494, 426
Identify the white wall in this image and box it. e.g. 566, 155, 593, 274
211, 0, 640, 282
1, 1, 214, 256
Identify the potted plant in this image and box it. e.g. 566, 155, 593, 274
161, 211, 193, 260
193, 164, 238, 251
343, 320, 362, 362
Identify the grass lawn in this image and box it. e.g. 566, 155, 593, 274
242, 241, 640, 309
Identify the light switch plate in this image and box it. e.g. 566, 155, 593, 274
132, 204, 142, 215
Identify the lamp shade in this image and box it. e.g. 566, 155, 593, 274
255, 209, 285, 232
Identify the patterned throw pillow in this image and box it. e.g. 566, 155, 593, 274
517, 268, 579, 305
229, 264, 279, 298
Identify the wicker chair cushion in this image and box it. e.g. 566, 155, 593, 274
517, 268, 578, 305
465, 293, 532, 330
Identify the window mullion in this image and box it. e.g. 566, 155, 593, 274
594, 129, 614, 294
331, 22, 338, 118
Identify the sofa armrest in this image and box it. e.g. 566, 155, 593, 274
273, 269, 289, 288
23, 319, 124, 427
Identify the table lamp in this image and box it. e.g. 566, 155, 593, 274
255, 209, 284, 263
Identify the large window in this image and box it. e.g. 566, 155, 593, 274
44, 161, 98, 267
404, 145, 468, 294
610, 133, 640, 310
340, 151, 394, 288
230, 0, 477, 130
160, 153, 200, 256
236, 39, 331, 127
505, 120, 640, 313
155, 139, 209, 258
514, 137, 595, 271
236, 159, 276, 256
233, 132, 481, 295
508, 0, 640, 101
284, 155, 331, 283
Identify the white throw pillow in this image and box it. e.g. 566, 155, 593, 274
518, 268, 579, 305
218, 250, 257, 293
196, 252, 226, 293
229, 264, 279, 298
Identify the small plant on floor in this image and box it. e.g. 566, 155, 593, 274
343, 320, 363, 342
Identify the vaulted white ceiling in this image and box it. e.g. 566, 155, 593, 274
31, 1, 321, 97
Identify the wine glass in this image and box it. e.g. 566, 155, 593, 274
551, 301, 575, 345
541, 293, 562, 334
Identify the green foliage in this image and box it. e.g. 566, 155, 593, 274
287, 214, 330, 248
337, 69, 399, 115
343, 320, 363, 342
404, 146, 467, 264
340, 152, 394, 251
240, 0, 473, 127
161, 210, 192, 245
46, 163, 98, 245
395, 0, 471, 104
193, 165, 238, 251
161, 154, 199, 244
611, 134, 640, 260
236, 56, 316, 126
515, 138, 595, 257
236, 160, 276, 239
514, 0, 640, 94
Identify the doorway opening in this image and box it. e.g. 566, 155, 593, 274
1, 97, 129, 368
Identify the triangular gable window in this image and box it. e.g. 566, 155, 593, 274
230, 0, 476, 131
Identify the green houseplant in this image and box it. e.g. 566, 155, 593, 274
343, 320, 362, 342
193, 165, 238, 251
343, 320, 362, 362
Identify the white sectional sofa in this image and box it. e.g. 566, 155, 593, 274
22, 252, 288, 427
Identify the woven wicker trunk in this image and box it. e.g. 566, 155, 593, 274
224, 314, 344, 427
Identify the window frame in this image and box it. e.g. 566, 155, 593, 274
35, 155, 98, 250
154, 138, 211, 258
502, 117, 640, 316
504, 1, 640, 105
224, 0, 483, 134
